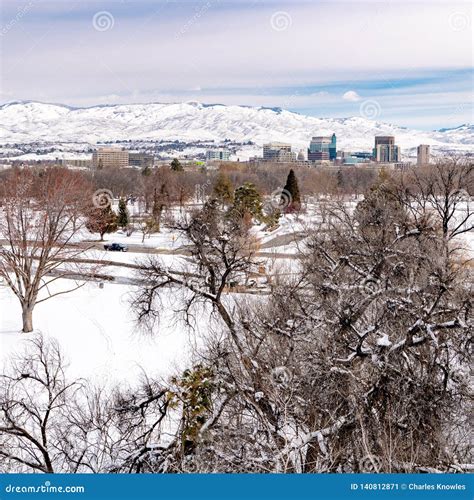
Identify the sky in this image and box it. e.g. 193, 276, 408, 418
0, 0, 472, 130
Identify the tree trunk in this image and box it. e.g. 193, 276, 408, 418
22, 304, 34, 333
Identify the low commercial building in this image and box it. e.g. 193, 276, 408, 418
343, 156, 369, 165
129, 152, 154, 168
309, 151, 329, 161
351, 151, 373, 160
56, 158, 93, 168
262, 142, 296, 162
206, 149, 231, 161
340, 151, 373, 165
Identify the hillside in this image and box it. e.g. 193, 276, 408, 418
0, 101, 472, 160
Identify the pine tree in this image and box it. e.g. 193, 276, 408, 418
232, 182, 263, 221
264, 207, 281, 228
212, 172, 234, 206
117, 197, 129, 228
142, 164, 151, 176
170, 158, 183, 172
97, 158, 104, 170
282, 169, 301, 212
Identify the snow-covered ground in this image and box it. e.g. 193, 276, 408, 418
0, 278, 204, 386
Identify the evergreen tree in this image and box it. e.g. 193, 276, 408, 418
142, 164, 151, 176
336, 169, 344, 189
232, 182, 263, 221
170, 365, 214, 456
282, 169, 301, 212
212, 172, 234, 206
97, 158, 104, 170
264, 207, 281, 228
117, 197, 129, 228
170, 158, 183, 172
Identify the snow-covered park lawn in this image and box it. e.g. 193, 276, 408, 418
0, 278, 199, 386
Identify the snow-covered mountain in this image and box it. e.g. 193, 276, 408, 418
0, 100, 472, 159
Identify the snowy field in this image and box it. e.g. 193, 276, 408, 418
0, 277, 205, 386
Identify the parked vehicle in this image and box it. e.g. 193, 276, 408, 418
104, 243, 128, 252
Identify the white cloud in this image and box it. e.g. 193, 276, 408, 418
342, 91, 361, 102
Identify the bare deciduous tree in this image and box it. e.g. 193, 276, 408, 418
391, 159, 473, 260
0, 337, 82, 472
130, 177, 472, 473
0, 167, 96, 332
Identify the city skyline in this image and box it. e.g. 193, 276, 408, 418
0, 0, 472, 130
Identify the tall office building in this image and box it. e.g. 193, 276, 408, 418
373, 136, 400, 162
262, 142, 296, 162
308, 133, 336, 161
92, 147, 129, 169
417, 144, 430, 166
329, 133, 337, 160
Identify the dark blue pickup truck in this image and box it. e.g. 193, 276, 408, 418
104, 243, 129, 252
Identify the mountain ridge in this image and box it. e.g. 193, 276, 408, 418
0, 101, 472, 159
